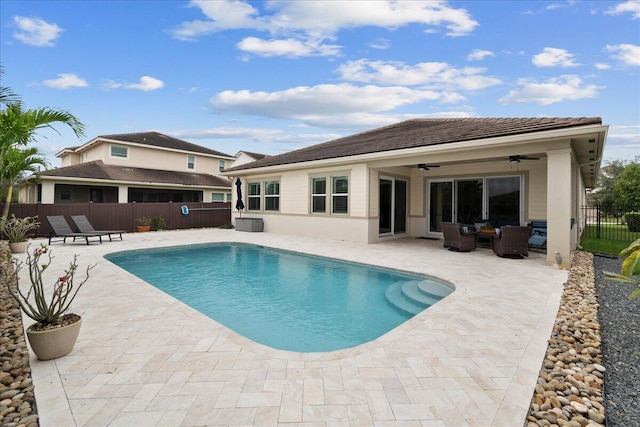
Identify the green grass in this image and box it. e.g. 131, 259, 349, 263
579, 236, 630, 256
579, 223, 639, 256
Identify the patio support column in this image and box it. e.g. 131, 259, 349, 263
546, 148, 572, 267
118, 186, 128, 203
40, 181, 55, 203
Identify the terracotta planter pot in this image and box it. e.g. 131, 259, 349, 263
137, 225, 151, 232
8, 241, 29, 253
26, 317, 82, 361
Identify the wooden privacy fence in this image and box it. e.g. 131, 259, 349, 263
1, 202, 232, 238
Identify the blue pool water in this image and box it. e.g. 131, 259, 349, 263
105, 243, 453, 352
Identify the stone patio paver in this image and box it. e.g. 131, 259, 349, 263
14, 228, 567, 426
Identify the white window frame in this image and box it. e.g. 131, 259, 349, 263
187, 155, 195, 170
211, 192, 225, 202
264, 180, 280, 211
110, 145, 128, 159
311, 177, 327, 214
248, 182, 261, 211
218, 160, 226, 172
332, 176, 349, 214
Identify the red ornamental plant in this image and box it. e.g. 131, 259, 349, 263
4, 244, 94, 326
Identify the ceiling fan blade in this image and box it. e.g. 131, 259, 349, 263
509, 155, 540, 162
418, 163, 440, 170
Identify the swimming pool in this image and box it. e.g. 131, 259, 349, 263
105, 243, 453, 352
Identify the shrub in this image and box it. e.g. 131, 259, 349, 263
625, 212, 640, 232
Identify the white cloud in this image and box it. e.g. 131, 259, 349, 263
595, 63, 611, 70
126, 76, 165, 91
337, 59, 501, 91
605, 43, 640, 66
170, 127, 342, 145
605, 0, 640, 19
237, 36, 341, 57
498, 75, 602, 105
13, 16, 63, 47
208, 83, 467, 128
102, 76, 165, 91
532, 47, 579, 67
369, 38, 390, 50
42, 73, 88, 89
171, 1, 478, 57
467, 49, 494, 61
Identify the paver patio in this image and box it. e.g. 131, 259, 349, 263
16, 228, 567, 426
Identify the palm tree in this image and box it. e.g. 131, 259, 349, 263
1, 146, 48, 217
0, 101, 85, 216
0, 65, 20, 106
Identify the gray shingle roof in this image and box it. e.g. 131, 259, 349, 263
96, 132, 233, 158
225, 117, 602, 172
41, 160, 231, 188
237, 150, 270, 161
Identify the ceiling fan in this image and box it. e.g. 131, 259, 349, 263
508, 155, 540, 164
418, 163, 440, 170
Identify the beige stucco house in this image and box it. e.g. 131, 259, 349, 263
223, 117, 608, 266
21, 132, 235, 204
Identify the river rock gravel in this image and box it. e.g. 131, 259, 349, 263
0, 241, 38, 427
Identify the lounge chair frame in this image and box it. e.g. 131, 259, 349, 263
71, 215, 124, 241
46, 215, 106, 245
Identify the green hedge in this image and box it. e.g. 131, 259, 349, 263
626, 212, 640, 232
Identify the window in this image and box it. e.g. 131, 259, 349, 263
219, 160, 225, 172
264, 180, 280, 211
110, 145, 128, 158
211, 193, 225, 202
332, 176, 348, 214
311, 178, 326, 213
187, 155, 195, 170
226, 193, 232, 202
248, 182, 261, 210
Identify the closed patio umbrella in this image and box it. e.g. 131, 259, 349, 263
235, 178, 245, 217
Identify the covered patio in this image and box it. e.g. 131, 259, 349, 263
17, 228, 567, 426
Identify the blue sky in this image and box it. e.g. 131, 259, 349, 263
1, 0, 638, 168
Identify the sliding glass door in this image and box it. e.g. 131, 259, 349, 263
428, 176, 522, 234
429, 181, 452, 233
379, 177, 407, 236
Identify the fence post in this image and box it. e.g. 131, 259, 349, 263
596, 205, 601, 239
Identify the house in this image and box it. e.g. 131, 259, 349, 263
223, 117, 608, 266
20, 132, 235, 204
231, 150, 270, 169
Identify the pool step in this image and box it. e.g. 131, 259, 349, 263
417, 280, 453, 299
401, 281, 441, 307
385, 281, 426, 316
385, 279, 454, 316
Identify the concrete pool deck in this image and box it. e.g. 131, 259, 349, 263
17, 229, 567, 427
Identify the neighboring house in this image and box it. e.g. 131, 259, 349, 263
230, 151, 270, 169
20, 132, 235, 204
223, 117, 608, 266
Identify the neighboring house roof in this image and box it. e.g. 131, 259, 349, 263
40, 160, 231, 188
235, 150, 270, 161
225, 117, 602, 172
58, 131, 234, 159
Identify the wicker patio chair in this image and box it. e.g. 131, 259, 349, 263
442, 222, 477, 252
490, 225, 530, 258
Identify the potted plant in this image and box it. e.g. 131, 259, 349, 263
479, 222, 495, 234
1, 244, 94, 360
0, 215, 40, 253
136, 216, 153, 232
